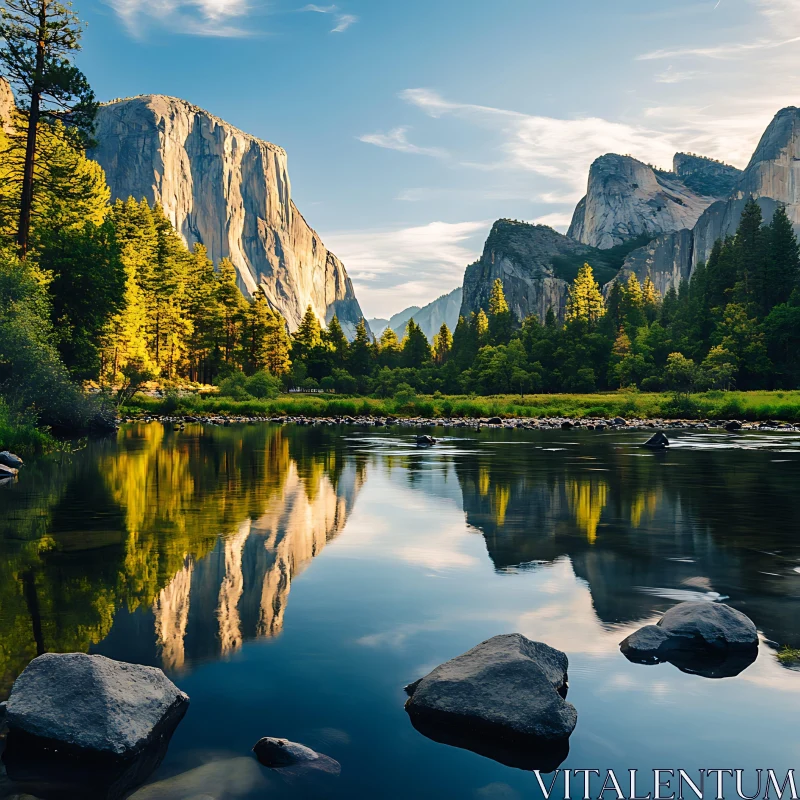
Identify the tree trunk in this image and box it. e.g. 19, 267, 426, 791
17, 1, 48, 257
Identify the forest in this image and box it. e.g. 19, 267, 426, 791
2, 1, 800, 452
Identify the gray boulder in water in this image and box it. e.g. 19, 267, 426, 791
642, 432, 669, 450
416, 435, 436, 447
252, 738, 341, 776
0, 451, 23, 469
4, 653, 189, 798
405, 633, 577, 764
620, 602, 759, 678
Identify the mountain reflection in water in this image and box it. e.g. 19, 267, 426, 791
0, 422, 798, 697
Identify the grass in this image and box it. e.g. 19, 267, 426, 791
0, 399, 56, 456
121, 390, 800, 423
777, 646, 800, 665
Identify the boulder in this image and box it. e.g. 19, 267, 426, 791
658, 601, 758, 651
405, 634, 576, 768
613, 417, 627, 426
560, 421, 574, 430
642, 432, 669, 450
0, 451, 23, 469
416, 435, 436, 447
487, 417, 503, 425
620, 602, 759, 678
725, 420, 743, 432
4, 653, 189, 798
252, 738, 340, 777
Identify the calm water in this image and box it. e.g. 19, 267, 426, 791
0, 423, 799, 799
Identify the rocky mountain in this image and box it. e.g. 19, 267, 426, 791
89, 94, 368, 338
0, 77, 13, 131
460, 220, 643, 323
618, 107, 800, 292
567, 153, 724, 250
367, 318, 390, 337
673, 153, 742, 198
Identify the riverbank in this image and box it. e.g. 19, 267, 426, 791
122, 390, 800, 423
0, 401, 55, 456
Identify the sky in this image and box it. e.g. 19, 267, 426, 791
66, 0, 800, 319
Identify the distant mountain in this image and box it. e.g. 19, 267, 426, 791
388, 305, 420, 335
367, 318, 389, 337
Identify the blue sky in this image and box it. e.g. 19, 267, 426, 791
75, 0, 800, 318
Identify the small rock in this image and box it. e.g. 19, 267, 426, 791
613, 417, 627, 426
486, 417, 503, 425
253, 738, 341, 776
659, 601, 758, 651
0, 451, 23, 469
416, 435, 436, 447
642, 432, 669, 450
620, 625, 671, 662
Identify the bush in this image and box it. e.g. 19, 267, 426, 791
217, 373, 251, 401
245, 370, 282, 399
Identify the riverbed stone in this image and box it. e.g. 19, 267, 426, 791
405, 633, 576, 743
252, 738, 341, 776
0, 451, 23, 469
642, 432, 669, 450
619, 624, 671, 661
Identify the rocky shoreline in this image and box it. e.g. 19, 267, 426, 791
120, 414, 800, 432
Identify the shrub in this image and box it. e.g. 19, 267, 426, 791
245, 370, 281, 399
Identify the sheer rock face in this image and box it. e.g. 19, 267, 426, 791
460, 221, 585, 323
390, 287, 463, 342
568, 154, 716, 249
673, 153, 742, 199
0, 76, 14, 130
90, 95, 367, 338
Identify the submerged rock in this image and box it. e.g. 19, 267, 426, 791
405, 634, 576, 769
252, 738, 340, 777
642, 432, 669, 450
416, 435, 437, 447
0, 452, 23, 469
3, 653, 189, 799
621, 602, 759, 678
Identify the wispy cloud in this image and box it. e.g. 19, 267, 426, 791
399, 88, 681, 193
655, 66, 701, 83
105, 0, 252, 37
531, 212, 574, 232
359, 126, 448, 158
639, 35, 800, 60
302, 3, 358, 33
323, 220, 488, 317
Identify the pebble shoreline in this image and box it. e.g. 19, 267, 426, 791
120, 415, 800, 432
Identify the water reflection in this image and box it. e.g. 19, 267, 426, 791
0, 424, 798, 701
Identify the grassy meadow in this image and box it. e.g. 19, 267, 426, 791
121, 389, 800, 423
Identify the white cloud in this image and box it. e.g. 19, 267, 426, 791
758, 0, 800, 34
399, 88, 681, 193
655, 67, 701, 83
105, 0, 252, 37
302, 3, 358, 33
531, 212, 574, 232
323, 220, 488, 317
639, 35, 800, 60
359, 126, 448, 158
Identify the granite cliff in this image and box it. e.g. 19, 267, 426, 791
567, 153, 728, 250
380, 288, 462, 342
459, 220, 641, 323
90, 95, 367, 338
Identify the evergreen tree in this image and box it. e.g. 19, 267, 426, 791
642, 277, 659, 322
263, 307, 292, 376
402, 318, 431, 368
566, 264, 605, 325
733, 199, 768, 311
488, 278, 513, 344
0, 0, 97, 255
432, 322, 453, 365
621, 273, 645, 330
348, 318, 373, 376
215, 257, 247, 369
184, 244, 219, 383
765, 205, 800, 308
474, 309, 489, 343
377, 326, 402, 368
292, 305, 322, 361
323, 315, 348, 367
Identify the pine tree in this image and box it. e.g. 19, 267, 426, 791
215, 257, 247, 368
474, 309, 489, 342
349, 318, 373, 376
0, 0, 98, 255
402, 318, 431, 367
642, 277, 659, 322
488, 278, 513, 344
432, 322, 453, 365
292, 305, 322, 361
622, 273, 646, 330
263, 307, 292, 376
566, 264, 605, 325
765, 205, 800, 309
323, 315, 348, 367
377, 326, 402, 368
184, 244, 219, 383
733, 199, 768, 312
